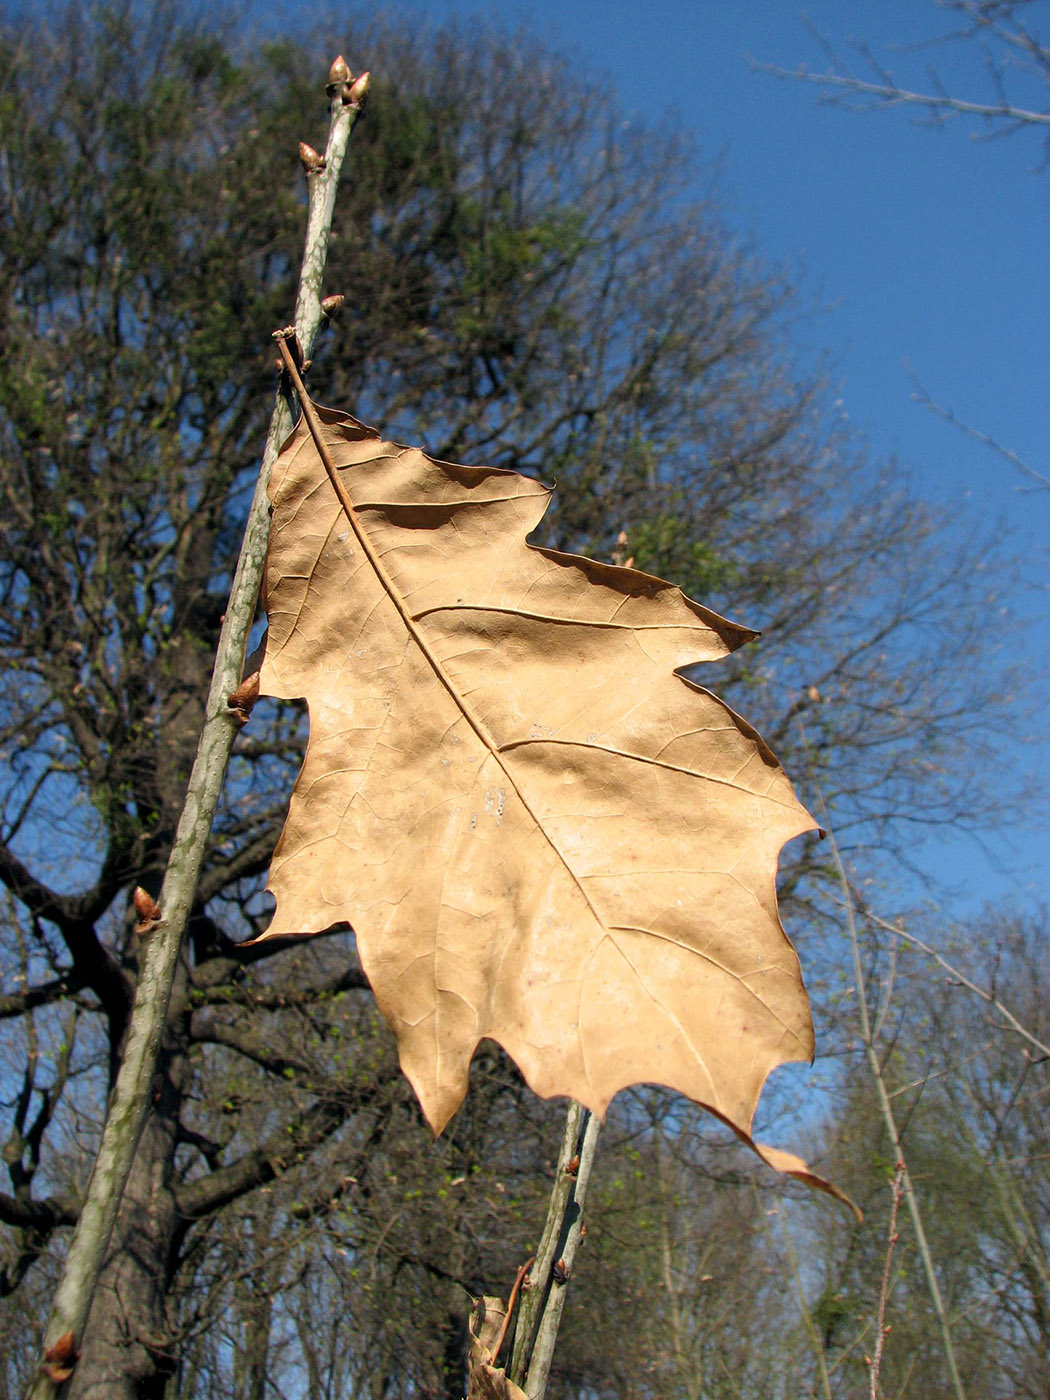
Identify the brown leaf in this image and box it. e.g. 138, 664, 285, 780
256, 402, 828, 1180
467, 1297, 528, 1400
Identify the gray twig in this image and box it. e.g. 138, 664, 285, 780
509, 1100, 601, 1400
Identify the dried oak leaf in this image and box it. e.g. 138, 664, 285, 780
255, 400, 841, 1197
467, 1296, 527, 1400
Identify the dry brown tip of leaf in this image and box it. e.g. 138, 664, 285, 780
321, 293, 345, 317
564, 1154, 580, 1176
328, 54, 351, 86
346, 70, 371, 104
298, 142, 326, 176
42, 1330, 79, 1381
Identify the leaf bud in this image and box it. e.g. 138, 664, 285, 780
133, 886, 163, 936
133, 887, 161, 922
328, 55, 351, 87
321, 293, 345, 317
42, 1329, 79, 1382
298, 142, 326, 176
227, 670, 261, 728
346, 70, 370, 105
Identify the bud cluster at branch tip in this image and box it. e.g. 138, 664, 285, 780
325, 54, 370, 107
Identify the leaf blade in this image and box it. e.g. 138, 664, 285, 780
259, 404, 819, 1143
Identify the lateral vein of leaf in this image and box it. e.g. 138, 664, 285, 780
411, 603, 709, 633
609, 925, 807, 1045
498, 737, 797, 807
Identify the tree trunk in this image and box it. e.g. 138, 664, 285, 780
66, 1025, 186, 1400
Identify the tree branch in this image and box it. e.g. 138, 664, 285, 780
175, 1095, 348, 1223
0, 976, 73, 1020
756, 59, 1050, 128
189, 1012, 311, 1077
0, 842, 131, 1029
0, 1191, 79, 1233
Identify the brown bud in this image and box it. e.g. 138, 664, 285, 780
321, 293, 345, 317
227, 670, 261, 729
328, 55, 351, 87
552, 1258, 571, 1283
564, 1154, 580, 1177
133, 887, 162, 933
298, 142, 326, 175
346, 70, 370, 105
42, 1330, 79, 1382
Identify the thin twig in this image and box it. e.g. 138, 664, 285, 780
508, 1101, 601, 1399
869, 1161, 905, 1400
837, 895, 1050, 1063
489, 1255, 535, 1367
776, 1200, 834, 1400
755, 59, 1050, 128
907, 370, 1050, 491
27, 64, 365, 1400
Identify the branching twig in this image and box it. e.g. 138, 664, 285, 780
27, 60, 366, 1399
836, 895, 1050, 1063
908, 369, 1050, 491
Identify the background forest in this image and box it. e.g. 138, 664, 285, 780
1, 3, 1047, 1397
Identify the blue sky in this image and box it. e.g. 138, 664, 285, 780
410, 0, 1050, 912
